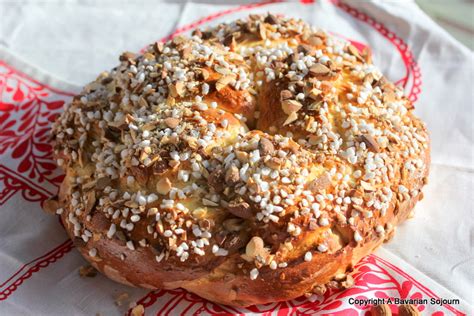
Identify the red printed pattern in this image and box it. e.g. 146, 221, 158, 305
0, 61, 74, 300
0, 239, 73, 301
0, 61, 72, 190
0, 164, 51, 205
129, 254, 465, 315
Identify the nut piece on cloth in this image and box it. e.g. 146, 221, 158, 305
45, 13, 430, 307
398, 304, 421, 316
371, 304, 392, 316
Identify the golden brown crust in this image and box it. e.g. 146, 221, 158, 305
47, 14, 430, 307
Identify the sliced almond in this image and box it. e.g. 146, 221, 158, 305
147, 207, 159, 217
307, 88, 322, 100
84, 190, 96, 214
43, 197, 59, 214
186, 136, 198, 149
265, 157, 281, 169
168, 83, 178, 97
119, 51, 135, 62
198, 68, 210, 80
360, 134, 380, 152
181, 46, 192, 59
125, 200, 139, 208
79, 265, 97, 278
216, 75, 234, 91
259, 138, 274, 155
370, 304, 392, 316
138, 96, 149, 108
298, 44, 313, 54
283, 111, 298, 126
226, 200, 252, 219
192, 207, 207, 219
101, 77, 113, 85
307, 173, 331, 193
312, 284, 327, 296
235, 150, 249, 163
309, 63, 330, 77
348, 44, 363, 61
308, 35, 323, 46
258, 23, 267, 40
143, 52, 155, 61
156, 177, 171, 195
281, 99, 303, 115
131, 304, 144, 316
164, 117, 180, 129
82, 180, 97, 191
130, 166, 149, 186
215, 66, 231, 75
223, 34, 235, 46
168, 81, 185, 98
155, 220, 164, 234
264, 14, 279, 25
280, 89, 293, 101
114, 292, 130, 306
225, 165, 240, 184
362, 47, 372, 63
176, 81, 186, 96
307, 135, 320, 145
153, 42, 164, 54
360, 180, 375, 192
245, 236, 268, 260
308, 100, 323, 111
398, 304, 420, 316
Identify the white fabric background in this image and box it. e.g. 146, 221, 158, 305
0, 0, 473, 314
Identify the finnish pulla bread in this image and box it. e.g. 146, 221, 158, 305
44, 14, 430, 306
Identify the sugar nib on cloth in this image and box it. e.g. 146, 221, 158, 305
43, 14, 430, 307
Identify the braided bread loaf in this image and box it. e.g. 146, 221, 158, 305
45, 14, 430, 306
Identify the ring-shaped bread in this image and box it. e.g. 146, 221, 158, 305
45, 14, 430, 306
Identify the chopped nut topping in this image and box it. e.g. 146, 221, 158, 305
216, 75, 234, 91
281, 100, 303, 115
114, 292, 130, 306
79, 265, 97, 278
245, 236, 268, 260
119, 51, 136, 62
225, 165, 240, 184
280, 90, 293, 101
130, 304, 144, 316
399, 304, 421, 316
169, 81, 185, 97
307, 173, 331, 193
43, 197, 59, 214
258, 23, 267, 40
371, 304, 392, 316
164, 117, 180, 129
348, 44, 362, 61
283, 112, 298, 125
360, 134, 380, 152
259, 138, 274, 155
309, 63, 331, 77
156, 177, 172, 195
226, 199, 253, 219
